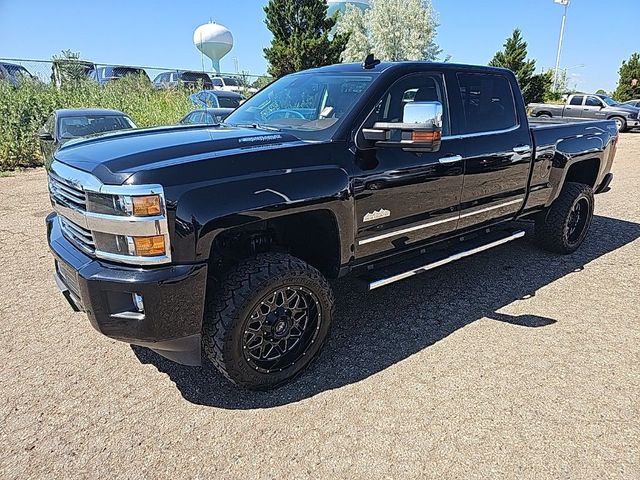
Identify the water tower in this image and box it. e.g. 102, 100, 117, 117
193, 22, 234, 73
327, 0, 370, 17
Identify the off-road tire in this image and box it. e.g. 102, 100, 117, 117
534, 182, 595, 254
202, 252, 334, 390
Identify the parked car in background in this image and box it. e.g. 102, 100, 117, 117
189, 89, 244, 109
529, 93, 640, 131
623, 99, 640, 109
179, 109, 228, 125
0, 62, 35, 86
38, 109, 136, 163
153, 70, 213, 90
210, 75, 253, 93
88, 66, 150, 85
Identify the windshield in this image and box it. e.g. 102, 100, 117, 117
58, 115, 135, 139
225, 73, 374, 140
600, 96, 618, 106
223, 77, 240, 86
3, 64, 31, 78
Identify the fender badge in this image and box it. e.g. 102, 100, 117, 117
364, 209, 391, 222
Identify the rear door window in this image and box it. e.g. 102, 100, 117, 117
569, 96, 584, 106
218, 96, 240, 108
457, 73, 518, 134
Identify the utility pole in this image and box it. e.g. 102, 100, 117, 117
553, 0, 570, 92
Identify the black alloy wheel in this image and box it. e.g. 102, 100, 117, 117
242, 286, 321, 374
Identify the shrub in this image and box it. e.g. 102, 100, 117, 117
0, 75, 193, 170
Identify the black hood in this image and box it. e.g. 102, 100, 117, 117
53, 124, 304, 184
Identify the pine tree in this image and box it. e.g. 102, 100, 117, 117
489, 29, 537, 103
613, 53, 640, 102
263, 0, 349, 78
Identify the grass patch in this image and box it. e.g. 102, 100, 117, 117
0, 76, 193, 171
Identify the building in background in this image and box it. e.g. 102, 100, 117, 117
326, 0, 370, 17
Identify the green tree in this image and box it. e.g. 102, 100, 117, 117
51, 50, 94, 87
595, 89, 608, 95
489, 29, 538, 103
526, 70, 553, 104
613, 53, 640, 102
336, 0, 441, 63
263, 0, 349, 78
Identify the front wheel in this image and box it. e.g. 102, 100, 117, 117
534, 182, 595, 254
611, 116, 627, 132
202, 253, 334, 390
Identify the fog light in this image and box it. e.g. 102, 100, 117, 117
132, 293, 145, 313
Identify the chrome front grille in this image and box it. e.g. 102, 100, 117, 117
59, 216, 95, 255
49, 173, 87, 211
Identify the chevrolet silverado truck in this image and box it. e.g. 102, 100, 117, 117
47, 60, 618, 390
529, 93, 640, 132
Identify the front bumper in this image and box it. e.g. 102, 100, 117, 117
626, 119, 640, 128
47, 213, 207, 366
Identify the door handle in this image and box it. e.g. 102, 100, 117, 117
438, 155, 463, 164
513, 145, 531, 154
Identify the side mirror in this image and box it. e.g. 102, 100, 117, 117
37, 128, 53, 141
362, 101, 443, 152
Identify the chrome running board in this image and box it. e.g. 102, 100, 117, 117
368, 230, 526, 290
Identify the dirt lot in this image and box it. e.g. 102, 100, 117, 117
1, 134, 639, 480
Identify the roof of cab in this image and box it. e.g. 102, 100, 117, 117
54, 108, 129, 117
300, 61, 513, 76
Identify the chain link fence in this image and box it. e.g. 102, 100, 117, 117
0, 57, 273, 94
0, 58, 274, 170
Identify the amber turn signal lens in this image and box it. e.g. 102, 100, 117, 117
132, 195, 161, 216
412, 131, 441, 142
133, 235, 166, 256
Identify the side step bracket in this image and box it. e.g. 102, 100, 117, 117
367, 229, 525, 290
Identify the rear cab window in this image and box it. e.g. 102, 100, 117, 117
457, 73, 518, 134
569, 95, 584, 106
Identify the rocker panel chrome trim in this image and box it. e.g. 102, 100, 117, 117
368, 230, 525, 290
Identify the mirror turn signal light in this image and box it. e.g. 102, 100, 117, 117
132, 195, 162, 216
132, 235, 166, 256
412, 131, 441, 142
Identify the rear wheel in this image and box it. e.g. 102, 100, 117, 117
202, 252, 334, 390
537, 112, 552, 118
534, 182, 595, 254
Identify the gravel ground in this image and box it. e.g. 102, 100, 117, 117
1, 133, 639, 479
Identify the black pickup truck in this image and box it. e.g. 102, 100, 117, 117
46, 61, 618, 390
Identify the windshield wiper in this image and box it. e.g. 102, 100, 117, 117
227, 123, 281, 132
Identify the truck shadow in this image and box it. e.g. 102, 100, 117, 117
132, 214, 640, 409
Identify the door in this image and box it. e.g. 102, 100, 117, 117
39, 114, 57, 166
582, 95, 608, 119
564, 95, 584, 118
455, 72, 532, 229
353, 72, 465, 259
